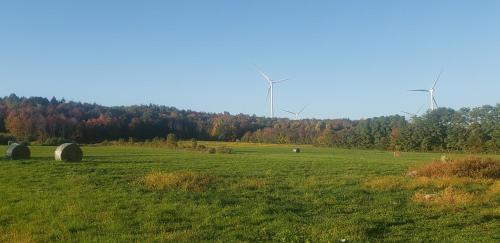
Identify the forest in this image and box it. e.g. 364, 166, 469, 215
0, 94, 498, 153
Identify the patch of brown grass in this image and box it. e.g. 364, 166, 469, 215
403, 176, 492, 190
363, 176, 405, 191
413, 187, 475, 208
0, 229, 34, 243
232, 178, 266, 191
411, 157, 499, 179
141, 171, 216, 192
483, 181, 500, 201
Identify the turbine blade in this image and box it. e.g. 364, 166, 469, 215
431, 70, 443, 90
281, 109, 296, 115
433, 96, 438, 108
408, 89, 429, 92
298, 105, 307, 114
266, 87, 271, 102
401, 111, 415, 116
416, 103, 426, 114
273, 78, 289, 83
257, 69, 271, 83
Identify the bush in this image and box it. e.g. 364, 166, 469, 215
42, 137, 73, 146
412, 157, 499, 179
208, 147, 216, 154
191, 138, 198, 149
0, 133, 16, 145
216, 146, 233, 154
166, 133, 178, 148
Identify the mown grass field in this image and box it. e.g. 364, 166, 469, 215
0, 143, 498, 242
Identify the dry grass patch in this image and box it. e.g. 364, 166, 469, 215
0, 229, 34, 243
141, 171, 216, 192
363, 176, 406, 191
403, 176, 493, 190
413, 187, 475, 208
483, 181, 500, 201
232, 177, 266, 191
411, 157, 499, 179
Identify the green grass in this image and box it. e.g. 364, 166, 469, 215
0, 143, 498, 242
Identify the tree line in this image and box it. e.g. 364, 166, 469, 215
0, 94, 498, 153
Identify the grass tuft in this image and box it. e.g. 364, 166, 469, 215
141, 171, 216, 192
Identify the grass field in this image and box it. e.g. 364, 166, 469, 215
0, 143, 498, 242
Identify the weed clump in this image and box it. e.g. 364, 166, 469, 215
141, 171, 215, 192
411, 157, 499, 179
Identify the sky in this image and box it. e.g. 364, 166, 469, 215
1, 1, 499, 119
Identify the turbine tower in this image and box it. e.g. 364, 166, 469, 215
257, 69, 288, 118
282, 105, 307, 120
408, 71, 443, 110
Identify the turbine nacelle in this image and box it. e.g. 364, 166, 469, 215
408, 70, 442, 111
257, 68, 289, 118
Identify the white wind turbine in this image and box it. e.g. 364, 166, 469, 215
408, 71, 443, 111
257, 69, 288, 118
401, 103, 426, 118
282, 105, 307, 120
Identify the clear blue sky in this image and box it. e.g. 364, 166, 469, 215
1, 1, 499, 119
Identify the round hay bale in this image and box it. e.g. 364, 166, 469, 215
55, 143, 83, 162
292, 148, 301, 153
6, 143, 31, 160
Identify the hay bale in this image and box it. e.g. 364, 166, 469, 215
6, 143, 31, 160
292, 148, 301, 153
55, 143, 83, 162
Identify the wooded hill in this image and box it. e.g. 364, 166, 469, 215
0, 94, 498, 152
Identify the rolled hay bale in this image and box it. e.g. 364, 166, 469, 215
292, 148, 301, 153
6, 143, 31, 160
55, 143, 83, 162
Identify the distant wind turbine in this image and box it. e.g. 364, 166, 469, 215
401, 103, 426, 118
408, 71, 443, 111
282, 105, 307, 120
257, 68, 289, 118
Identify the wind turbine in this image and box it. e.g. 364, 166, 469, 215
282, 105, 307, 120
401, 103, 426, 118
408, 71, 443, 110
257, 69, 288, 118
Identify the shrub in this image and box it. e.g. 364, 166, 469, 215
141, 171, 215, 192
166, 133, 178, 148
216, 146, 233, 154
0, 133, 16, 145
191, 138, 197, 149
208, 147, 216, 154
411, 157, 499, 179
42, 137, 73, 146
